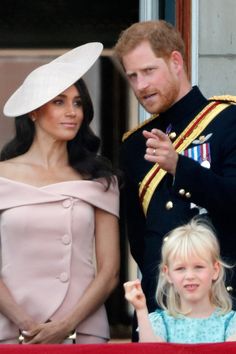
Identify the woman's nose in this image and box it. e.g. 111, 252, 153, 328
65, 106, 76, 117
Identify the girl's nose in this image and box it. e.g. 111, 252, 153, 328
185, 269, 195, 279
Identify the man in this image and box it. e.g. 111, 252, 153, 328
114, 20, 236, 339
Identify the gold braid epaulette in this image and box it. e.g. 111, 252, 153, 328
122, 114, 158, 142
209, 95, 236, 104
122, 95, 236, 142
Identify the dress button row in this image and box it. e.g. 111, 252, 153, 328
62, 234, 71, 245
59, 272, 69, 282
62, 199, 72, 208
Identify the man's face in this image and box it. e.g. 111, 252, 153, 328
122, 41, 181, 114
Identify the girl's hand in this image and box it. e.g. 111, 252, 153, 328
123, 279, 146, 311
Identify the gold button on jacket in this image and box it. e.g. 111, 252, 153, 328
165, 201, 173, 210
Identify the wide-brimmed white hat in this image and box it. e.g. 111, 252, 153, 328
3, 42, 103, 117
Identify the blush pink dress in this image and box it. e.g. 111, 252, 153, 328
0, 177, 119, 342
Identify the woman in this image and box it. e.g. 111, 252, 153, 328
0, 43, 120, 344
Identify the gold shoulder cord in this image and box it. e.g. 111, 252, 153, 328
209, 95, 236, 104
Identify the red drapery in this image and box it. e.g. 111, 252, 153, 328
1, 342, 236, 354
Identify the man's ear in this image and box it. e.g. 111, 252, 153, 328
170, 50, 184, 73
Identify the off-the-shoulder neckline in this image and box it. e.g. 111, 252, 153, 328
0, 176, 103, 189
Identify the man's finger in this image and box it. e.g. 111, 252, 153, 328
151, 128, 169, 140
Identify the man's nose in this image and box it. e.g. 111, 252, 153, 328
136, 75, 149, 91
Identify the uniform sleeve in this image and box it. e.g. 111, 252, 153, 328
225, 312, 236, 339
148, 310, 167, 340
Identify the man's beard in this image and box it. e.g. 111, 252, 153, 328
139, 80, 180, 115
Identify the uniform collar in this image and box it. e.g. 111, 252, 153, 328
159, 86, 208, 127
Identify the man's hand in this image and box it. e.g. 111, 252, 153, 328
143, 128, 178, 175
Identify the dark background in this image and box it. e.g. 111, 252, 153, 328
0, 0, 139, 48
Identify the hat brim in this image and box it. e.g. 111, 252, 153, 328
3, 42, 103, 117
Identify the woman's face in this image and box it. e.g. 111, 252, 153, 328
32, 84, 83, 142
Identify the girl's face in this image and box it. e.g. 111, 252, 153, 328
164, 252, 220, 312
32, 84, 83, 142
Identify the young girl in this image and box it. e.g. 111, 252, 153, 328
124, 218, 236, 343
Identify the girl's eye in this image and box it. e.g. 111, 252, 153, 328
175, 267, 184, 271
196, 265, 204, 269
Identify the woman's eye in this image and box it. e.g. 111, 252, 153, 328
53, 99, 63, 105
74, 100, 82, 107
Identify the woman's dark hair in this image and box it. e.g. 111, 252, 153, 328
0, 78, 114, 186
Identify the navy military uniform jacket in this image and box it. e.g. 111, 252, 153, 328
120, 86, 236, 312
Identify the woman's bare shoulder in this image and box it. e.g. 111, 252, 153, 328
0, 157, 23, 178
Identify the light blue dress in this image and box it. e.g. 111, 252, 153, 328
148, 308, 236, 343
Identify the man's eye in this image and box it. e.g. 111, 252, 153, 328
146, 68, 155, 73
127, 73, 136, 80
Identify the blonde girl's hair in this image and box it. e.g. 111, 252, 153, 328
156, 218, 233, 317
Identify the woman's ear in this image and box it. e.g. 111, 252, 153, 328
29, 110, 37, 122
